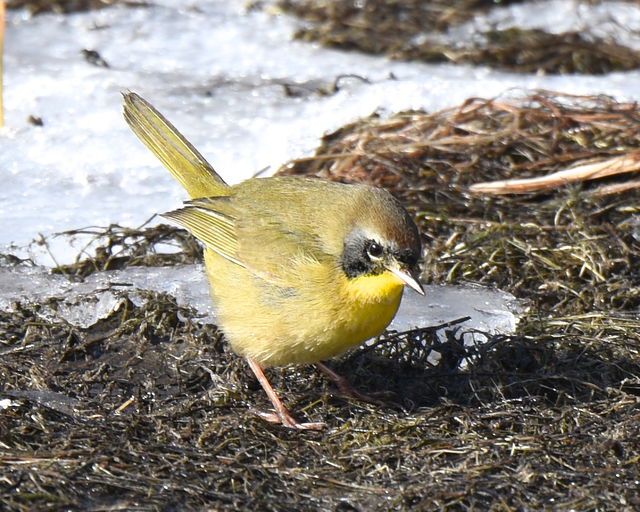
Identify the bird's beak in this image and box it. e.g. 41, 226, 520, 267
387, 264, 425, 296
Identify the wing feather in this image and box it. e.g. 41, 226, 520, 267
162, 201, 244, 267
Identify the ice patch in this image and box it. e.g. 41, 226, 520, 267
0, 264, 523, 337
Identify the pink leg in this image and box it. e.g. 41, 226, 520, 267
316, 361, 388, 405
246, 357, 324, 430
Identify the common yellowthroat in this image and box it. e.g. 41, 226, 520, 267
122, 92, 424, 429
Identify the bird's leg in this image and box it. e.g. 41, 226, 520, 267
315, 361, 389, 405
246, 357, 324, 430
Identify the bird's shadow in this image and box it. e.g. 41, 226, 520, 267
322, 322, 640, 412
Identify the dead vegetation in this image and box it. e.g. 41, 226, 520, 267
6, 0, 147, 14
1, 90, 639, 510
51, 222, 202, 278
1, 284, 639, 511
277, 0, 640, 74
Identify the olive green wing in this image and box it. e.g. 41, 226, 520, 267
162, 197, 244, 267
162, 195, 326, 282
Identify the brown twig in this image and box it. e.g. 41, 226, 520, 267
469, 152, 640, 195
592, 177, 640, 196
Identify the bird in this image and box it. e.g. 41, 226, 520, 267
122, 92, 424, 429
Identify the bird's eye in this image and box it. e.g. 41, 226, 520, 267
366, 241, 384, 260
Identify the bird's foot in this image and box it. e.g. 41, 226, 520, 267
246, 357, 325, 430
316, 362, 394, 406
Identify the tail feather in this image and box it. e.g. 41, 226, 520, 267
123, 92, 229, 199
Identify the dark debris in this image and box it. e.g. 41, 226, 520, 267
51, 222, 203, 278
277, 0, 640, 74
275, 91, 640, 508
2, 286, 639, 510
7, 0, 148, 15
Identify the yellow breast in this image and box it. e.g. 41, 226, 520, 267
273, 266, 405, 365
205, 249, 406, 367
339, 270, 405, 343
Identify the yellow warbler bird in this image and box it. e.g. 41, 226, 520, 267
122, 92, 424, 429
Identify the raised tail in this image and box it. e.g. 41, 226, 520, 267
123, 92, 229, 199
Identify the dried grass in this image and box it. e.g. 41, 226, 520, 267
278, 92, 640, 316
2, 91, 640, 510
277, 0, 640, 74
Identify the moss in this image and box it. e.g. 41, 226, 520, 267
277, 0, 640, 74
